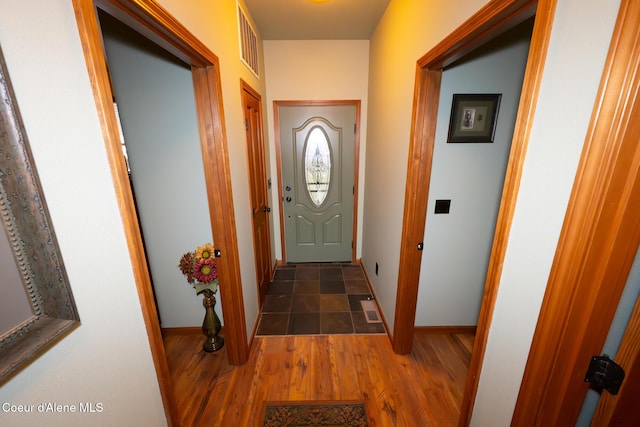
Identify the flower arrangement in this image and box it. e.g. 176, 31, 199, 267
178, 243, 219, 295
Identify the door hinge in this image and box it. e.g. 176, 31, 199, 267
584, 354, 625, 395
245, 118, 249, 131
354, 123, 357, 134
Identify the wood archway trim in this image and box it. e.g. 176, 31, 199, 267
394, 0, 557, 425
73, 0, 248, 425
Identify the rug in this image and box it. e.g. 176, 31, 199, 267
262, 401, 369, 426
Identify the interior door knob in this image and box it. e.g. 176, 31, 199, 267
264, 206, 271, 212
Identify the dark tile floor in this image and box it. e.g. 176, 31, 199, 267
256, 263, 387, 336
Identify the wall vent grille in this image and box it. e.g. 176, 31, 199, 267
238, 5, 259, 78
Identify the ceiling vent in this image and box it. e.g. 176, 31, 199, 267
238, 4, 259, 78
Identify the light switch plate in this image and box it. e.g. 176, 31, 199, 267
435, 199, 451, 214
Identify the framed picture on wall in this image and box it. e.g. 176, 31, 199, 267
447, 93, 501, 143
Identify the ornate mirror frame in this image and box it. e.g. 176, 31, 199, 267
0, 46, 80, 383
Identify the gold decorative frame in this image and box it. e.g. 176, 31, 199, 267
0, 46, 79, 383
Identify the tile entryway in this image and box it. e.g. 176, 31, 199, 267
256, 263, 386, 336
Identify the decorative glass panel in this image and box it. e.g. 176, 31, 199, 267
304, 127, 332, 206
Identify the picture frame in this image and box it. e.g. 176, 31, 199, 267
447, 93, 502, 143
0, 46, 80, 383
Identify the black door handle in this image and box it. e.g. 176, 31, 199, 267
263, 206, 271, 212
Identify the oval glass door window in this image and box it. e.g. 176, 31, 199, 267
304, 127, 332, 206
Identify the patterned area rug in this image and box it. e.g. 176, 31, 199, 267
262, 401, 369, 426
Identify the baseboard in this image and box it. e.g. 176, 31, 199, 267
414, 326, 477, 335
357, 258, 392, 340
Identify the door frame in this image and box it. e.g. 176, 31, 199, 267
512, 0, 640, 424
394, 0, 557, 425
274, 100, 361, 263
73, 0, 249, 424
241, 80, 272, 305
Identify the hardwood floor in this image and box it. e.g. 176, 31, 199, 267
164, 332, 474, 426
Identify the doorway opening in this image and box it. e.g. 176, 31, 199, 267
394, 0, 557, 425
74, 0, 249, 424
415, 18, 534, 331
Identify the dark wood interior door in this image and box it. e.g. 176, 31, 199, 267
242, 83, 271, 305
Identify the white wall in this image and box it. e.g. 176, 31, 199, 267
263, 40, 370, 261
416, 21, 532, 326
155, 0, 267, 340
364, 0, 490, 333
0, 1, 166, 425
100, 13, 220, 327
472, 0, 621, 424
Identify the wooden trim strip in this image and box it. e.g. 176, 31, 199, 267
192, 66, 249, 365
394, 66, 441, 352
71, 1, 178, 424
352, 102, 362, 263
418, 0, 537, 69
414, 326, 477, 335
512, 0, 640, 424
95, 0, 215, 66
358, 259, 392, 340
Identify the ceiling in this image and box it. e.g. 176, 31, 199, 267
243, 0, 391, 40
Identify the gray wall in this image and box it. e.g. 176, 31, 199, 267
100, 12, 220, 327
416, 20, 533, 326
